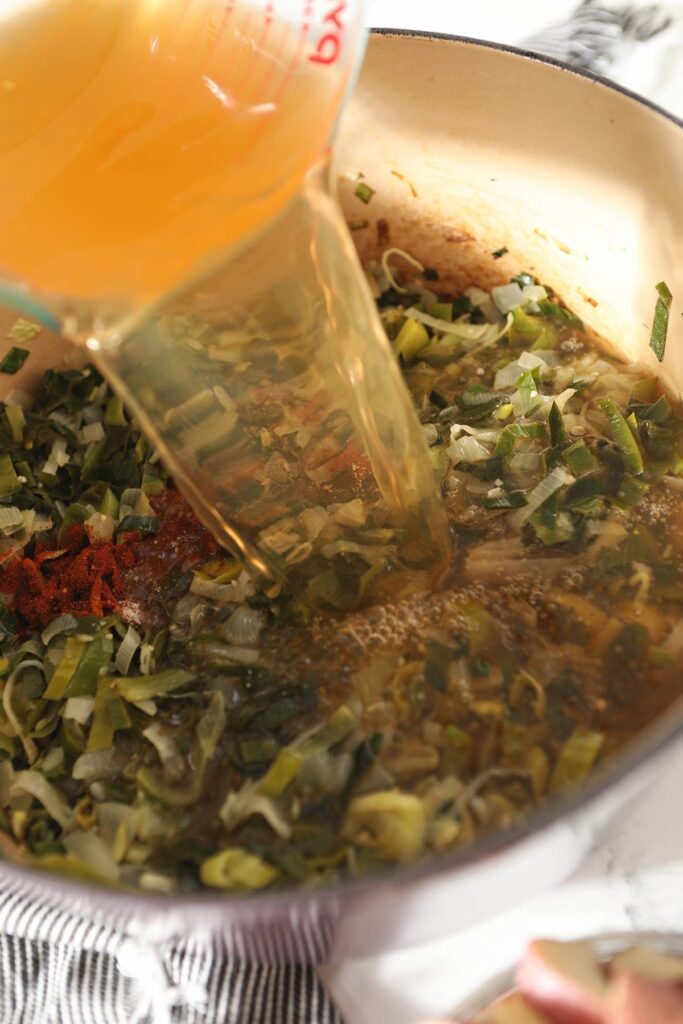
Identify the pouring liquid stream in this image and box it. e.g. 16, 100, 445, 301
0, 0, 452, 606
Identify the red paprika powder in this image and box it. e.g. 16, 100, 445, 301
0, 488, 222, 634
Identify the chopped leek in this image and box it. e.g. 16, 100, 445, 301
116, 668, 195, 702
0, 347, 29, 375
43, 637, 87, 700
562, 439, 598, 476
200, 848, 279, 891
550, 728, 604, 793
343, 790, 426, 864
650, 280, 672, 362
0, 453, 20, 496
394, 318, 430, 363
600, 397, 645, 475
354, 182, 374, 204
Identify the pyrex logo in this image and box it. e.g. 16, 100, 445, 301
309, 1, 345, 65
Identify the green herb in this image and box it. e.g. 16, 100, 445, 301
650, 280, 672, 362
492, 247, 508, 259
354, 182, 375, 204
0, 347, 29, 375
350, 219, 369, 231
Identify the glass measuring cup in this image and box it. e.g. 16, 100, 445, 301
0, 0, 452, 605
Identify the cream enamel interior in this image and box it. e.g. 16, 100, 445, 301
336, 33, 683, 393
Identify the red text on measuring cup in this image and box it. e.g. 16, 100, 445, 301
309, 0, 346, 65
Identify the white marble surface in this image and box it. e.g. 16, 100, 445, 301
324, 3, 683, 1021
324, 743, 683, 1023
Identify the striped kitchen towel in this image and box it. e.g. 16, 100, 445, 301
0, 875, 340, 1024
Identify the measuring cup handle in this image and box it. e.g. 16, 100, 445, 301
0, 286, 60, 331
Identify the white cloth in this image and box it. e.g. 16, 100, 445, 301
325, 4, 683, 1021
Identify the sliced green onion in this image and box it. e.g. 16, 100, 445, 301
650, 280, 672, 362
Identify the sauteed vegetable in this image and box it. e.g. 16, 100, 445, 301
0, 265, 681, 894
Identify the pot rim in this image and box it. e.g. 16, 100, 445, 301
5, 29, 683, 925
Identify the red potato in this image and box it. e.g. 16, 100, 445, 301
607, 970, 683, 1024
610, 947, 683, 985
516, 940, 607, 1024
470, 992, 555, 1023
